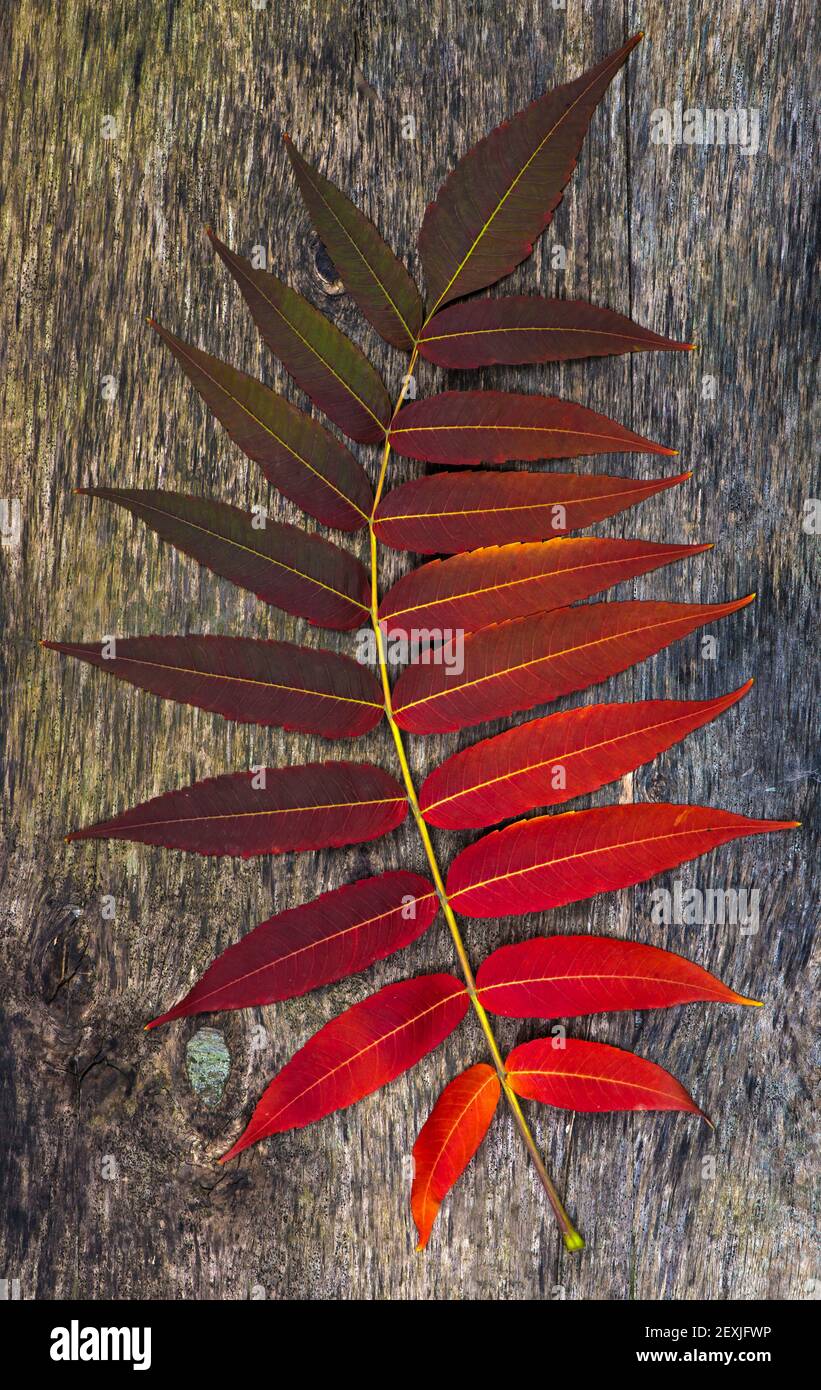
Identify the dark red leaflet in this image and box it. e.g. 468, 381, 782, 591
208, 230, 391, 443
42, 635, 384, 739
66, 762, 408, 858
388, 391, 676, 465
150, 319, 371, 530
373, 468, 693, 554
417, 296, 693, 368
147, 871, 439, 1027
77, 488, 369, 631
285, 137, 423, 350
418, 34, 643, 311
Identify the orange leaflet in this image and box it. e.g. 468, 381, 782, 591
379, 537, 710, 636
411, 1064, 501, 1249
393, 597, 755, 735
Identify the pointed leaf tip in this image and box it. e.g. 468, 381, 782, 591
419, 33, 645, 311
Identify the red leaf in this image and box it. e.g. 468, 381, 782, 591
150, 320, 371, 530
411, 1063, 500, 1249
208, 230, 391, 443
447, 803, 799, 919
476, 935, 760, 1020
373, 468, 693, 554
392, 596, 755, 735
43, 635, 384, 739
78, 489, 369, 631
220, 974, 469, 1159
418, 34, 642, 313
379, 538, 711, 637
285, 137, 423, 350
389, 391, 675, 464
147, 872, 439, 1027
506, 1037, 706, 1119
66, 761, 408, 858
420, 683, 752, 828
418, 296, 692, 368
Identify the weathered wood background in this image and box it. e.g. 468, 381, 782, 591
1, 0, 817, 1301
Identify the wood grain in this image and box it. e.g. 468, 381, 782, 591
0, 0, 817, 1301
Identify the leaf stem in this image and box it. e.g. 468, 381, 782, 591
368, 351, 583, 1252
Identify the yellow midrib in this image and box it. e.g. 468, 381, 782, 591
383, 546, 694, 622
